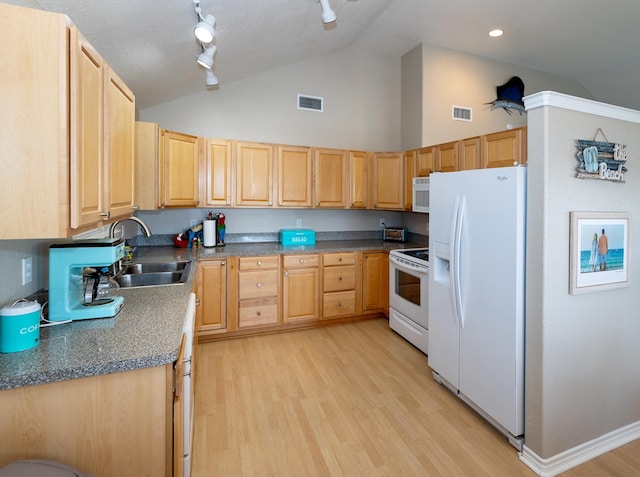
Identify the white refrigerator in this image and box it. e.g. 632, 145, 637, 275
428, 166, 526, 449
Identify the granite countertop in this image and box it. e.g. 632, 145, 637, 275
0, 239, 424, 390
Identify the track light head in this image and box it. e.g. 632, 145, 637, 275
194, 14, 215, 44
196, 45, 217, 69
319, 0, 336, 23
205, 70, 219, 86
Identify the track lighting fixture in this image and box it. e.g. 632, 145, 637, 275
196, 45, 217, 70
319, 0, 336, 23
195, 14, 215, 44
205, 70, 219, 86
192, 0, 219, 87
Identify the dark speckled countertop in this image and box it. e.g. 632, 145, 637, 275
0, 239, 424, 390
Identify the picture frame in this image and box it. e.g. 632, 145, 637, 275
570, 211, 630, 295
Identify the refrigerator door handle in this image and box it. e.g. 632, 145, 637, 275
453, 195, 465, 328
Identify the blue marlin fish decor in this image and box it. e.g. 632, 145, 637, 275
576, 128, 627, 183
486, 76, 526, 115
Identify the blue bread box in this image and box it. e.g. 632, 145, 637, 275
280, 229, 316, 246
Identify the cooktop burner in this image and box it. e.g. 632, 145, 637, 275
391, 247, 429, 265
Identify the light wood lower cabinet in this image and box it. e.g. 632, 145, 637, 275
282, 254, 320, 323
0, 366, 173, 477
195, 260, 227, 335
322, 252, 358, 319
362, 251, 385, 313
237, 256, 280, 328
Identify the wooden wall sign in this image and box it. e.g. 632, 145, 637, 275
576, 129, 627, 182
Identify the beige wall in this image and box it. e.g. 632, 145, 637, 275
416, 43, 593, 146
140, 46, 402, 152
524, 93, 640, 462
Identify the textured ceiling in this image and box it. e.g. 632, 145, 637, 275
34, 0, 640, 111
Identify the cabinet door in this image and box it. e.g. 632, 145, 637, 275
314, 148, 348, 208
204, 138, 234, 207
278, 145, 312, 207
0, 5, 70, 239
160, 130, 199, 207
482, 128, 527, 168
362, 252, 383, 312
436, 141, 459, 172
134, 121, 160, 210
283, 267, 320, 323
372, 152, 404, 210
104, 66, 135, 220
417, 146, 435, 176
349, 151, 369, 209
382, 252, 389, 313
236, 142, 274, 206
195, 260, 227, 332
460, 137, 481, 170
404, 150, 417, 210
70, 28, 105, 228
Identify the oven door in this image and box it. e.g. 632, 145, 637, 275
389, 257, 428, 329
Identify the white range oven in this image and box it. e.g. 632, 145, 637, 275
389, 247, 429, 354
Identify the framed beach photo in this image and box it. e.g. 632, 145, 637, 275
570, 211, 630, 295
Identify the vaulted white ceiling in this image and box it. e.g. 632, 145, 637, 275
35, 0, 640, 111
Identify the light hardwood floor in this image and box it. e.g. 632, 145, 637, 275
192, 318, 639, 476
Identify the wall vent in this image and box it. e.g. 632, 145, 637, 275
298, 94, 324, 112
452, 105, 472, 122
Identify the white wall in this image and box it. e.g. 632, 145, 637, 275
525, 93, 640, 461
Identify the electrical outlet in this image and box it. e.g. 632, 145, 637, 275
190, 219, 197, 227
380, 218, 386, 227
296, 219, 302, 228
22, 257, 32, 285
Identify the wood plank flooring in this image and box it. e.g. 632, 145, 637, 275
191, 318, 639, 476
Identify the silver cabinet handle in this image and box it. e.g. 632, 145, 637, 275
256, 282, 262, 288
284, 271, 289, 276
257, 261, 262, 266
299, 259, 305, 264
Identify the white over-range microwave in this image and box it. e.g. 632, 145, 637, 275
412, 177, 430, 213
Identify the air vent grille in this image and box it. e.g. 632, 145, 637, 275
298, 94, 323, 112
452, 105, 472, 122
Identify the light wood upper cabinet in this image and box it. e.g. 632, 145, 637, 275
372, 152, 404, 210
0, 4, 137, 238
282, 254, 320, 323
203, 138, 234, 207
195, 260, 227, 334
160, 129, 199, 207
482, 127, 527, 168
0, 5, 71, 239
435, 141, 459, 173
460, 137, 481, 170
236, 142, 274, 207
314, 148, 348, 208
70, 28, 105, 228
417, 146, 435, 177
404, 150, 417, 210
278, 145, 312, 207
104, 66, 135, 220
135, 121, 161, 210
349, 151, 369, 209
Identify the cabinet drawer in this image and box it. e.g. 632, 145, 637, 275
238, 270, 278, 299
239, 255, 279, 271
283, 254, 319, 269
323, 252, 356, 266
323, 265, 356, 292
323, 291, 356, 318
238, 298, 279, 328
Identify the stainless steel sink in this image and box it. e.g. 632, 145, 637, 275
121, 261, 189, 275
114, 261, 191, 288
